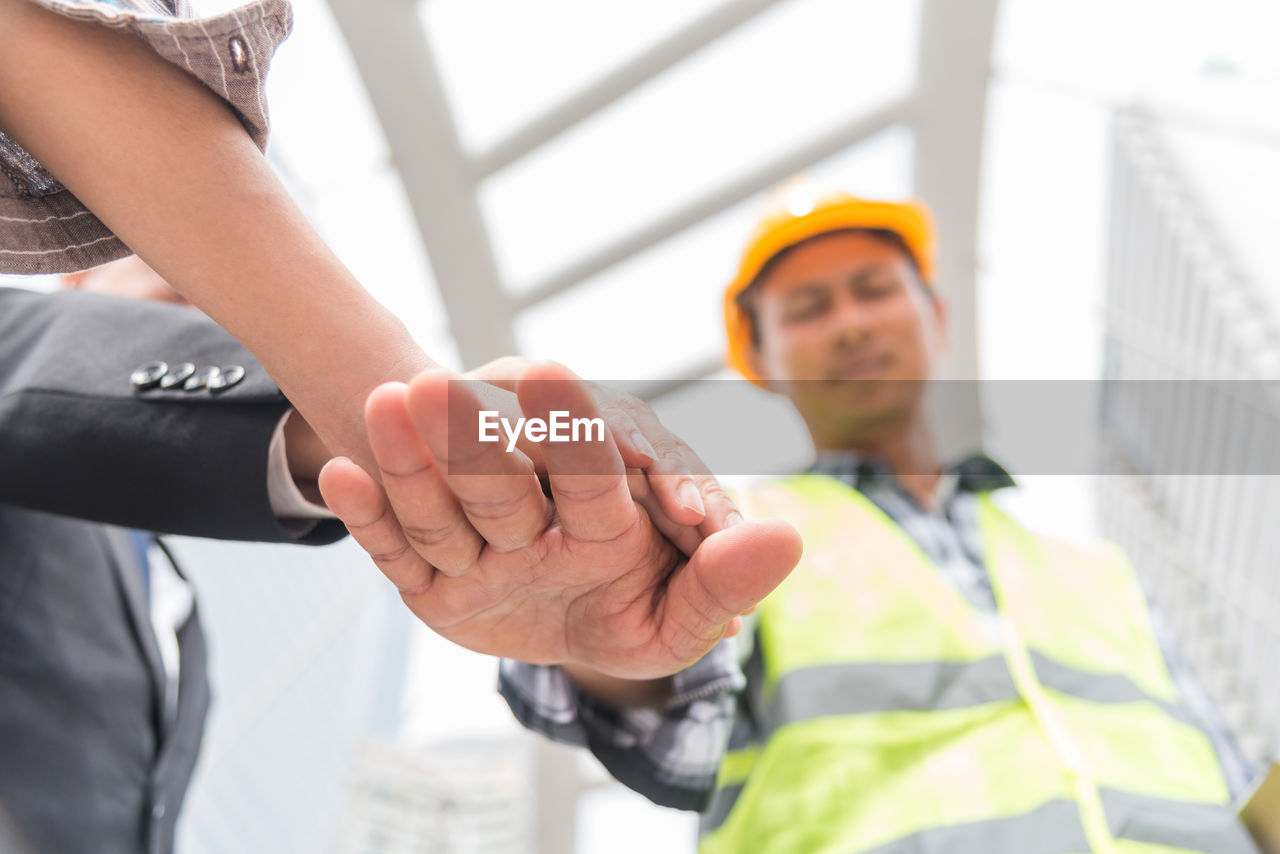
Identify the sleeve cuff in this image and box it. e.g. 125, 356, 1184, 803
498, 660, 589, 746
266, 412, 336, 531
668, 638, 748, 707
497, 641, 746, 811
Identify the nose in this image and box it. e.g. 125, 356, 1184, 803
828, 292, 871, 348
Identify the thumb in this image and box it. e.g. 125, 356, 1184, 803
658, 519, 802, 664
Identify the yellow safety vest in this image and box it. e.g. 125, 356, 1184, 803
700, 475, 1255, 854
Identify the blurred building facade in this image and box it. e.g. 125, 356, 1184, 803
334, 739, 533, 854
171, 537, 413, 853
1098, 105, 1280, 768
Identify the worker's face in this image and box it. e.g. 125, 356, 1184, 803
746, 231, 947, 446
62, 255, 189, 306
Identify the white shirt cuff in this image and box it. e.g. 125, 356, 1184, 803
267, 411, 336, 521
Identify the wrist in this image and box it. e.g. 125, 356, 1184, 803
561, 663, 673, 708
282, 409, 331, 493
269, 316, 433, 472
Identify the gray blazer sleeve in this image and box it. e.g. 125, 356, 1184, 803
0, 286, 344, 545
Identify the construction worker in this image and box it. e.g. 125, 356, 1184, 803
496, 189, 1262, 853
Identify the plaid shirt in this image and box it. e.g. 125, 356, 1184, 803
1, 0, 289, 274
499, 453, 1255, 811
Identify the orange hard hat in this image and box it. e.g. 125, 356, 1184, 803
723, 186, 936, 384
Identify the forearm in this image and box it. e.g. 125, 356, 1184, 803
0, 0, 430, 468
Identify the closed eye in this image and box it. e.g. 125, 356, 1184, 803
856, 278, 898, 300
783, 293, 831, 322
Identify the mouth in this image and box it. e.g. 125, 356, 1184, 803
826, 353, 892, 382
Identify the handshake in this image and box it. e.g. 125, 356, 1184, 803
311, 358, 803, 696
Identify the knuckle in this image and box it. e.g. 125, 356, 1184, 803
401, 520, 462, 550
622, 396, 656, 420
463, 496, 523, 522
347, 500, 395, 535
381, 459, 435, 482
553, 476, 618, 503
695, 477, 732, 502
690, 569, 735, 621
432, 556, 475, 578
396, 575, 437, 601
462, 482, 541, 522
369, 539, 413, 565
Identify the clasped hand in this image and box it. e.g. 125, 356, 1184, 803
318, 360, 801, 680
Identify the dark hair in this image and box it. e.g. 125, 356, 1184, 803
735, 227, 929, 349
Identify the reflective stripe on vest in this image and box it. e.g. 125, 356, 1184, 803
699, 475, 1253, 854
760, 652, 1194, 732
706, 789, 1253, 854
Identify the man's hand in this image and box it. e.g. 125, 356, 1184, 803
318, 362, 802, 679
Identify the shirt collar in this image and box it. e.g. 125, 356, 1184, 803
808, 450, 1016, 494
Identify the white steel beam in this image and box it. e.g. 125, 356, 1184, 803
912, 0, 1000, 456
516, 97, 910, 310
474, 0, 786, 177
326, 0, 517, 368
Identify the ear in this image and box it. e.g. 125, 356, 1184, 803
745, 337, 766, 384
743, 329, 785, 393
928, 290, 950, 354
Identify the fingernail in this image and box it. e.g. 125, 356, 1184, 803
679, 481, 705, 517
628, 429, 657, 464
726, 511, 745, 528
